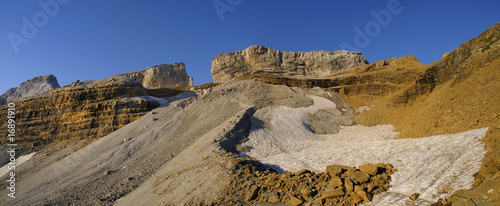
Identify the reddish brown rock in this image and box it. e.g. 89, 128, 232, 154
321, 189, 345, 199
358, 163, 378, 176
356, 191, 373, 203
326, 164, 351, 177
352, 171, 371, 184
290, 195, 303, 206
409, 193, 420, 201
329, 176, 343, 188
245, 186, 260, 202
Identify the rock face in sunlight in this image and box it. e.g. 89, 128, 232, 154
75, 63, 193, 88
0, 81, 193, 153
0, 82, 156, 148
117, 63, 194, 88
0, 74, 60, 105
211, 45, 368, 83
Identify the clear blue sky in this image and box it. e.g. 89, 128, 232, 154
1, 0, 499, 93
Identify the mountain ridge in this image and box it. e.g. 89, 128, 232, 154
0, 22, 499, 206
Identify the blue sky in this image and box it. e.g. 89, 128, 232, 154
1, 0, 499, 93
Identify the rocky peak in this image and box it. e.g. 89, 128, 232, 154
211, 45, 369, 83
0, 74, 60, 105
119, 63, 193, 88
75, 62, 193, 88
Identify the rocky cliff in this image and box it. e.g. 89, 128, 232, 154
0, 81, 194, 151
0, 74, 60, 105
349, 22, 500, 137
76, 63, 193, 88
423, 21, 500, 86
211, 45, 368, 83
0, 63, 194, 105
233, 55, 428, 105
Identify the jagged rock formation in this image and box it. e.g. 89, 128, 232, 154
211, 45, 368, 83
0, 74, 60, 105
76, 63, 193, 88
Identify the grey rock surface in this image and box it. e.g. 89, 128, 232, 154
74, 63, 193, 88
307, 109, 355, 134
0, 74, 60, 105
211, 45, 369, 83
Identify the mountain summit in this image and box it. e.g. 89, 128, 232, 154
0, 74, 60, 105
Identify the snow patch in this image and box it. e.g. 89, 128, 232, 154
243, 95, 488, 205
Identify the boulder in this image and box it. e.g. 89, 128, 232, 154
290, 196, 303, 206
321, 189, 345, 199
329, 176, 343, 188
307, 109, 355, 134
358, 163, 378, 176
244, 186, 259, 202
325, 165, 351, 177
356, 191, 373, 203
409, 193, 420, 201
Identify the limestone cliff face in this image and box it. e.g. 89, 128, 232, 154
0, 81, 189, 149
76, 63, 193, 88
236, 55, 428, 105
211, 45, 368, 83
118, 63, 193, 88
0, 74, 60, 105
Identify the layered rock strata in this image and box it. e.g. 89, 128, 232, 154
234, 55, 429, 105
0, 82, 189, 150
211, 45, 368, 83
